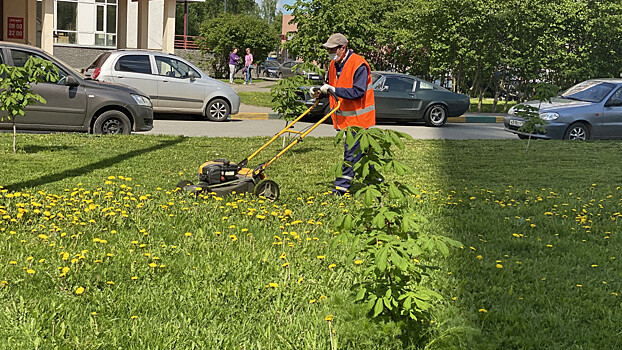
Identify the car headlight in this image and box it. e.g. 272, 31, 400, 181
540, 112, 559, 121
131, 94, 152, 107
508, 106, 517, 115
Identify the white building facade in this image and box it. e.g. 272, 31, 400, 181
2, 0, 203, 68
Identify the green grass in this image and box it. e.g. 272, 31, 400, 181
1, 134, 622, 348
238, 93, 518, 115
238, 91, 274, 108
469, 98, 517, 113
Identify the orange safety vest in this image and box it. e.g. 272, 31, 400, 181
328, 53, 376, 130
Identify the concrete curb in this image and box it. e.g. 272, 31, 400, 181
233, 113, 506, 123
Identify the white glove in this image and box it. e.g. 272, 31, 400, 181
309, 87, 317, 95
320, 84, 335, 94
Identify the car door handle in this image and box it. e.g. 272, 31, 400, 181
162, 79, 169, 83
116, 75, 124, 78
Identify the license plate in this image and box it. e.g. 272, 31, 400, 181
509, 119, 524, 127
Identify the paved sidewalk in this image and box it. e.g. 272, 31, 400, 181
230, 79, 507, 123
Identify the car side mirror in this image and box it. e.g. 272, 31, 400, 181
379, 85, 389, 92
65, 75, 80, 86
187, 71, 196, 81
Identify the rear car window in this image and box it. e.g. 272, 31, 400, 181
114, 55, 152, 74
87, 52, 111, 70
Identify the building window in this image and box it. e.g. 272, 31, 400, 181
56, 0, 78, 44
95, 0, 117, 47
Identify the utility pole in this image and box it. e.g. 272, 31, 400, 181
224, 0, 227, 12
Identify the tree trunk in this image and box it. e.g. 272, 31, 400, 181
492, 76, 503, 113
12, 120, 16, 154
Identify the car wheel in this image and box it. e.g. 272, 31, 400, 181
254, 179, 280, 201
93, 110, 131, 135
564, 122, 591, 140
517, 134, 529, 140
424, 104, 447, 127
278, 72, 283, 79
206, 98, 230, 122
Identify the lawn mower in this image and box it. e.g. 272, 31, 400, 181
176, 90, 340, 201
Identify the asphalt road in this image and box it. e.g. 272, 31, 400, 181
144, 116, 515, 139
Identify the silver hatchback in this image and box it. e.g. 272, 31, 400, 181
85, 50, 240, 121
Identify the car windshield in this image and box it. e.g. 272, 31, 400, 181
561, 81, 617, 103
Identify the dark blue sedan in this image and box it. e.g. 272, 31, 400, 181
504, 79, 622, 140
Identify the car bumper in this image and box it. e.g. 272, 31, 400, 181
230, 94, 240, 115
132, 105, 154, 132
503, 115, 567, 139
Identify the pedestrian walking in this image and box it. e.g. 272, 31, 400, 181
311, 33, 376, 195
244, 48, 254, 85
229, 48, 241, 84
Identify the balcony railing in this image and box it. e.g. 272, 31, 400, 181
174, 35, 203, 50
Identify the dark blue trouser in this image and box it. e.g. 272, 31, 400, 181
333, 132, 362, 194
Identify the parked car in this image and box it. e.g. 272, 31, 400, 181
299, 72, 470, 126
276, 61, 323, 82
0, 42, 153, 135
85, 50, 240, 122
257, 60, 280, 78
504, 79, 622, 140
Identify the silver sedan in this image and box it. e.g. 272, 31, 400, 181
85, 50, 240, 122
504, 79, 622, 140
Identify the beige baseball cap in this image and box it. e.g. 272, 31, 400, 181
322, 33, 348, 48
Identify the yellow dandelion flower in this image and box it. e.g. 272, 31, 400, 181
131, 276, 138, 280
26, 269, 35, 275
476, 255, 483, 260
324, 315, 334, 321
354, 259, 363, 265
576, 284, 582, 287
149, 262, 157, 268
328, 264, 336, 269
319, 295, 327, 301
9, 261, 17, 265
496, 264, 503, 269
317, 255, 325, 260
478, 308, 487, 313
107, 281, 115, 285
229, 235, 238, 241
265, 282, 278, 288
75, 287, 85, 295
309, 299, 316, 304
185, 232, 192, 237
131, 315, 138, 319
282, 262, 290, 267
297, 277, 303, 283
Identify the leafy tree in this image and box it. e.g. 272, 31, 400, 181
260, 0, 278, 24
175, 0, 260, 36
0, 56, 58, 153
284, 0, 622, 103
284, 0, 399, 68
515, 82, 559, 152
332, 127, 461, 321
197, 14, 279, 78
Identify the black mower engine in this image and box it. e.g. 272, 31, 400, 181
198, 159, 239, 185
